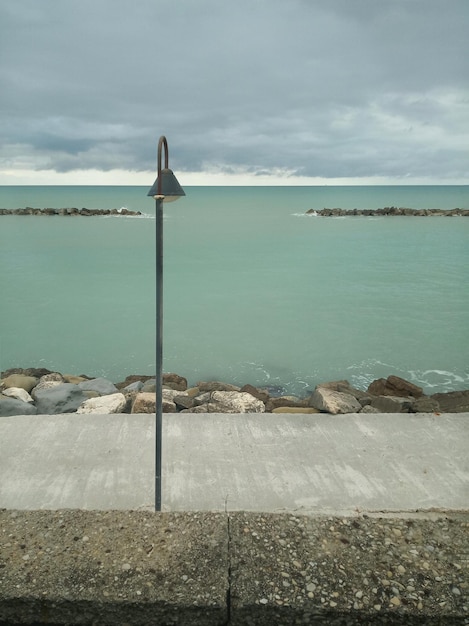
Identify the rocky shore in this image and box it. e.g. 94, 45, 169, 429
1, 368, 468, 417
0, 207, 142, 216
306, 207, 469, 217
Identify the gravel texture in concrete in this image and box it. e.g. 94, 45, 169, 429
1, 510, 468, 625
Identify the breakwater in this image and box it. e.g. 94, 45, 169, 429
1, 206, 468, 217
0, 207, 142, 216
306, 207, 469, 216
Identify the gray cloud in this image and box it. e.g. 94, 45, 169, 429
0, 0, 468, 180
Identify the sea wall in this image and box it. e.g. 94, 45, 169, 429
0, 509, 467, 625
1, 369, 469, 417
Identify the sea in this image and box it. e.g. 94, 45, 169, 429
1, 185, 468, 396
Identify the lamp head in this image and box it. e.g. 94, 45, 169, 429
147, 167, 185, 202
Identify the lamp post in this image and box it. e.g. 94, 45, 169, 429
147, 136, 185, 511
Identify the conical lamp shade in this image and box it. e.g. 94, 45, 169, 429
147, 168, 185, 202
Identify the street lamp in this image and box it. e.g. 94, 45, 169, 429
147, 136, 185, 511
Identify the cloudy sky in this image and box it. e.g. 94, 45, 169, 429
1, 0, 468, 185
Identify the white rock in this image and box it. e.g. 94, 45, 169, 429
310, 387, 362, 414
209, 391, 265, 413
31, 380, 63, 400
77, 392, 126, 414
2, 387, 34, 403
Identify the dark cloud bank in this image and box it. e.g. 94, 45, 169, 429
0, 0, 468, 181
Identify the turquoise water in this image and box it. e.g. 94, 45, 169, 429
1, 185, 468, 394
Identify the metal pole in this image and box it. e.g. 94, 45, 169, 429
155, 195, 164, 511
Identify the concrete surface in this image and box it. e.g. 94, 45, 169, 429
0, 412, 467, 513
1, 510, 468, 624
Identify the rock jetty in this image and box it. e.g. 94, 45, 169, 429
306, 207, 469, 216
0, 207, 142, 216
1, 368, 468, 416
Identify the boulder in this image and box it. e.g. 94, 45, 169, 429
205, 391, 265, 413
78, 377, 118, 396
1, 367, 52, 379
163, 373, 188, 391
173, 395, 195, 410
131, 392, 156, 414
0, 398, 38, 416
31, 380, 63, 399
1, 374, 38, 393
1, 387, 34, 403
131, 392, 177, 414
430, 390, 469, 413
265, 395, 308, 412
115, 374, 154, 389
367, 395, 413, 413
38, 372, 64, 384
359, 404, 380, 414
77, 393, 126, 414
34, 383, 88, 415
240, 384, 270, 403
367, 375, 423, 398
411, 396, 440, 413
272, 407, 320, 414
317, 380, 371, 403
309, 387, 362, 414
122, 380, 144, 392
142, 379, 156, 393
62, 374, 88, 384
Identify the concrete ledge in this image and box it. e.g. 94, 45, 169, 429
0, 510, 468, 625
1, 413, 468, 513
